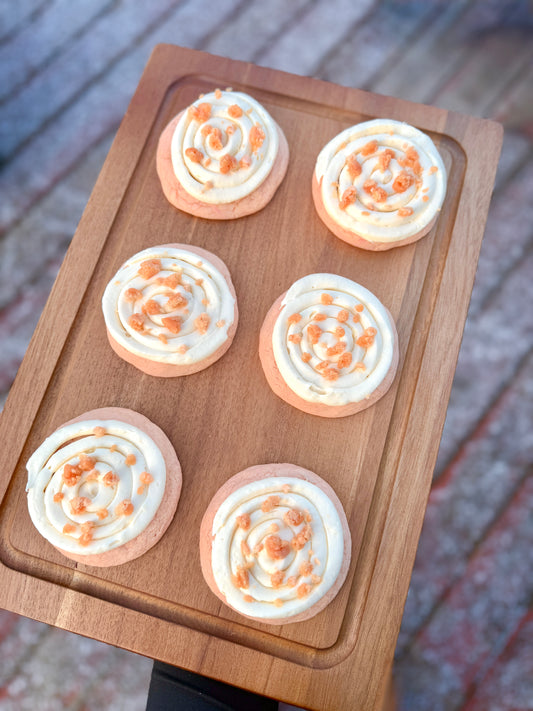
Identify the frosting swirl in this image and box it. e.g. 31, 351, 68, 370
315, 119, 446, 244
211, 475, 345, 619
272, 274, 396, 407
26, 419, 166, 554
102, 245, 236, 366
170, 89, 279, 204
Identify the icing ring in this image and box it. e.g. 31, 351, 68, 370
157, 89, 289, 219
200, 464, 351, 624
259, 273, 399, 417
26, 408, 181, 566
313, 119, 447, 250
102, 244, 238, 377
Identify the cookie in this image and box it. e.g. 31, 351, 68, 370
313, 118, 447, 250
26, 407, 181, 566
157, 89, 289, 219
102, 244, 238, 377
200, 463, 351, 625
259, 273, 399, 417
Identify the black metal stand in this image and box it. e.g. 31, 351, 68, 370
146, 661, 279, 710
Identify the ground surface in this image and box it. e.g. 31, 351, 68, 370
0, 1, 532, 709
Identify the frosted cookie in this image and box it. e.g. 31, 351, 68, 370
25, 407, 181, 567
259, 274, 399, 418
102, 244, 238, 377
312, 119, 447, 250
156, 88, 289, 219
200, 464, 351, 624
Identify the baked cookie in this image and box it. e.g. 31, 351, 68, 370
259, 274, 399, 418
157, 88, 289, 219
26, 407, 181, 567
102, 244, 238, 377
313, 118, 447, 250
200, 463, 351, 625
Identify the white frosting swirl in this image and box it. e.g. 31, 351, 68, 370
272, 274, 395, 407
171, 90, 279, 204
211, 475, 344, 619
26, 419, 166, 555
102, 246, 236, 366
315, 119, 447, 244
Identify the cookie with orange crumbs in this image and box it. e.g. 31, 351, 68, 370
313, 119, 447, 250
26, 407, 181, 566
259, 274, 399, 417
200, 463, 351, 624
156, 88, 289, 219
102, 244, 238, 377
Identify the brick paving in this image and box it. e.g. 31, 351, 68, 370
1, 1, 532, 709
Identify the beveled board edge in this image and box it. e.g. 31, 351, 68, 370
0, 44, 503, 711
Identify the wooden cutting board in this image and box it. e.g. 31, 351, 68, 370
0, 45, 502, 711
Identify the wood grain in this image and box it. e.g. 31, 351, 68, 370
0, 45, 502, 710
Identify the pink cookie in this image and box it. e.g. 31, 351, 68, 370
156, 89, 289, 219
259, 274, 399, 418
26, 407, 181, 567
313, 118, 447, 250
102, 244, 238, 377
200, 463, 352, 625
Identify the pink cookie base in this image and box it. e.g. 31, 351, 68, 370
199, 463, 352, 625
312, 174, 437, 251
106, 243, 238, 377
53, 407, 181, 567
259, 293, 399, 418
157, 112, 289, 219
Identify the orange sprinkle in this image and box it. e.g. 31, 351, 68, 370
96, 508, 108, 520
297, 583, 311, 599
253, 543, 264, 555
371, 185, 387, 203
236, 513, 251, 530
339, 186, 357, 210
162, 316, 181, 334
398, 207, 414, 217
166, 292, 187, 310
138, 259, 161, 280
53, 492, 64, 503
124, 288, 142, 302
62, 523, 76, 534
299, 561, 313, 577
162, 273, 181, 288
282, 484, 290, 493
271, 571, 285, 588
355, 362, 366, 371
323, 367, 339, 381
269, 523, 280, 533
316, 361, 328, 371
321, 293, 333, 306
250, 123, 265, 153
228, 104, 243, 118
194, 313, 210, 334
291, 525, 312, 551
265, 535, 291, 560
78, 454, 95, 471
241, 540, 251, 557
69, 496, 91, 515
335, 326, 345, 338
63, 464, 82, 486
363, 179, 377, 195
86, 469, 99, 482
188, 102, 211, 122
232, 566, 249, 589
110, 444, 118, 452
355, 304, 364, 312
201, 298, 209, 307
392, 171, 414, 193
429, 166, 438, 174
378, 148, 395, 171
337, 309, 349, 323
288, 313, 301, 324
311, 574, 322, 584
158, 334, 168, 345
289, 333, 302, 344
243, 594, 254, 603
214, 88, 222, 99
178, 345, 187, 354
93, 426, 105, 437
301, 352, 311, 363
346, 153, 362, 179
209, 127, 223, 150
185, 147, 203, 163
356, 327, 377, 348
140, 471, 153, 486
142, 299, 163, 315
262, 495, 280, 513
274, 598, 284, 608
125, 454, 136, 466
326, 342, 345, 357
362, 210, 370, 216
103, 471, 119, 487
216, 320, 226, 328
338, 352, 353, 369
422, 195, 429, 202
314, 313, 327, 322
287, 576, 298, 588
115, 499, 134, 516
284, 509, 304, 527
307, 324, 322, 345
399, 146, 422, 175
361, 140, 378, 156
201, 124, 213, 137
239, 155, 252, 169
220, 153, 238, 173
128, 313, 144, 332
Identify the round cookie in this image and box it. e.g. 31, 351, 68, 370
156, 89, 289, 219
200, 463, 351, 625
26, 407, 182, 566
102, 244, 238, 377
313, 118, 447, 250
259, 274, 399, 418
